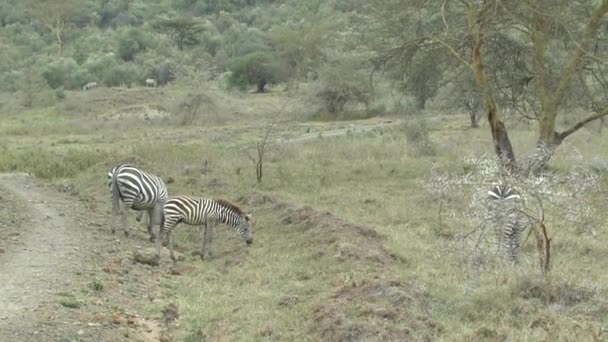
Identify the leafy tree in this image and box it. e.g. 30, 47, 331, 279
316, 57, 372, 114
152, 18, 204, 50
117, 28, 151, 61
228, 51, 287, 92
27, 0, 83, 56
369, 0, 608, 172
270, 23, 333, 84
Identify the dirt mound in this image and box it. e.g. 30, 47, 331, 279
513, 277, 595, 306
277, 203, 405, 265
311, 279, 442, 341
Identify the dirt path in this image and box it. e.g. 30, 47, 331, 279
0, 173, 164, 341
0, 173, 88, 330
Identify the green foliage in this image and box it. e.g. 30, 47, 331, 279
0, 148, 108, 180
102, 63, 141, 87
402, 115, 436, 157
152, 17, 204, 50
117, 28, 152, 61
54, 87, 66, 100
316, 58, 372, 114
41, 58, 83, 89
228, 51, 287, 92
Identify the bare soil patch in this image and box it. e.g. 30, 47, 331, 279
0, 173, 170, 341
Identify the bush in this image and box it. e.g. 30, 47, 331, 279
102, 63, 141, 87
55, 87, 66, 100
227, 51, 287, 92
403, 115, 436, 157
41, 58, 79, 89
117, 28, 151, 61
316, 60, 372, 115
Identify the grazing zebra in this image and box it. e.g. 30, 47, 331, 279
158, 196, 254, 264
106, 174, 145, 223
487, 184, 527, 262
82, 81, 98, 91
108, 164, 168, 242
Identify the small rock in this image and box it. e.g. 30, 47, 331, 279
77, 329, 84, 335
160, 334, 173, 342
277, 295, 299, 306
133, 248, 160, 266
112, 314, 123, 325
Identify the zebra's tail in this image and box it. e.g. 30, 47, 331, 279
110, 165, 122, 204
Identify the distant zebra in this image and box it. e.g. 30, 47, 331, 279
108, 164, 168, 242
145, 78, 157, 88
83, 81, 98, 91
487, 184, 527, 262
158, 196, 254, 264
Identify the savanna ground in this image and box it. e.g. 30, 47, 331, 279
0, 82, 607, 341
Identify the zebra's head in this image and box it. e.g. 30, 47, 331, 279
488, 184, 520, 201
237, 213, 254, 245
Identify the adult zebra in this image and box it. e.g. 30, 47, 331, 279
108, 164, 168, 242
157, 196, 253, 264
487, 184, 527, 262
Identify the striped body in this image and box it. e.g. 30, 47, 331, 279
108, 164, 168, 241
158, 196, 253, 264
487, 184, 526, 262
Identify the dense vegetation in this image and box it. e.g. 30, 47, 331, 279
0, 0, 360, 91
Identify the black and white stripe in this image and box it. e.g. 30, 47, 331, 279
487, 184, 526, 262
108, 164, 168, 242
158, 196, 254, 264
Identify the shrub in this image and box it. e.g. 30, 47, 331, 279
41, 58, 79, 89
117, 28, 151, 61
316, 61, 372, 115
102, 63, 141, 87
403, 115, 436, 157
227, 51, 287, 92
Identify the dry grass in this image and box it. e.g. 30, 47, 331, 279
1, 84, 607, 340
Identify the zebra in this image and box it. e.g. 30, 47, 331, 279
108, 164, 168, 242
487, 184, 527, 262
157, 196, 254, 264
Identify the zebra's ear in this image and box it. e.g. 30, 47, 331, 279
245, 213, 252, 221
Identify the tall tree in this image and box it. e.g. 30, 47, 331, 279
27, 0, 82, 56
152, 18, 204, 50
368, 0, 608, 171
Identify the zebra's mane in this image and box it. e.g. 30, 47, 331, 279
214, 199, 247, 218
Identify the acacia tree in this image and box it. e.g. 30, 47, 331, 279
27, 0, 82, 56
152, 18, 204, 50
270, 23, 333, 85
369, 0, 608, 171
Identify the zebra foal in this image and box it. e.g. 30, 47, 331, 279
108, 164, 168, 242
158, 196, 254, 264
487, 184, 527, 262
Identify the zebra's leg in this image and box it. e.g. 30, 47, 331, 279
149, 203, 163, 243
200, 222, 209, 260
156, 218, 173, 265
111, 197, 121, 235
121, 199, 135, 238
146, 209, 157, 242
136, 211, 144, 222
169, 227, 178, 265
200, 220, 216, 261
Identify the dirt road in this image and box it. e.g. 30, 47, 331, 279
0, 173, 163, 341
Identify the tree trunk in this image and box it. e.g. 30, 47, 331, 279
467, 5, 516, 169
256, 80, 266, 93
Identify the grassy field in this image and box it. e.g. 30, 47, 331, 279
1, 84, 607, 341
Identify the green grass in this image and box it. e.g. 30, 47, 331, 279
2, 86, 608, 340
